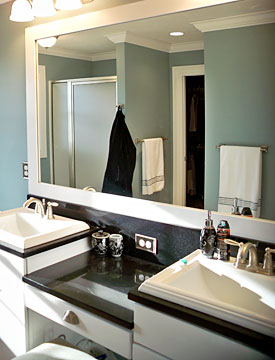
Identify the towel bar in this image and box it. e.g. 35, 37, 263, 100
216, 144, 268, 152
135, 137, 168, 144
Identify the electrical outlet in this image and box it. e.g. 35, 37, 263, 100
22, 161, 29, 179
135, 234, 157, 254
134, 269, 152, 284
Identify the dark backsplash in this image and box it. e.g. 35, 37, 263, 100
29, 194, 273, 267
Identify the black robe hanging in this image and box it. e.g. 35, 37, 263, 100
102, 108, 136, 197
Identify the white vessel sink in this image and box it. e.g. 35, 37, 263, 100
0, 207, 90, 251
139, 249, 275, 337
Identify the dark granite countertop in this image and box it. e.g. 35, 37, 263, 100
129, 288, 275, 357
23, 251, 165, 329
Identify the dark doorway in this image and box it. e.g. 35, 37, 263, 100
185, 75, 205, 209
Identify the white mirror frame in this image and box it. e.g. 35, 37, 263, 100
25, 0, 275, 243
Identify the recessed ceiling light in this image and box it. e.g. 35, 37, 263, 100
170, 31, 184, 37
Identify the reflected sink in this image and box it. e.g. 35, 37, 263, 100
0, 207, 90, 251
139, 249, 275, 337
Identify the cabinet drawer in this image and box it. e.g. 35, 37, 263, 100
134, 304, 272, 360
133, 343, 169, 360
25, 284, 132, 359
0, 250, 25, 290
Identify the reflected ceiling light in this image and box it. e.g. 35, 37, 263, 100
9, 0, 34, 22
32, 0, 56, 17
37, 37, 57, 48
55, 0, 83, 11
170, 31, 184, 36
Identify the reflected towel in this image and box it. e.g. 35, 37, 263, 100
218, 146, 262, 217
142, 138, 165, 195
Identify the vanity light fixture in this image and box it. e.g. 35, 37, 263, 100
10, 0, 93, 22
170, 31, 184, 36
37, 36, 57, 48
32, 0, 56, 17
55, 0, 83, 11
9, 0, 34, 22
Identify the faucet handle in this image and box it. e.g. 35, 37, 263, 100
224, 239, 242, 247
46, 201, 59, 220
263, 248, 275, 276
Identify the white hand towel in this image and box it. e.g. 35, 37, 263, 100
142, 138, 165, 195
218, 146, 262, 217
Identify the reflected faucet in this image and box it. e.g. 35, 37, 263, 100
23, 197, 45, 218
83, 186, 96, 192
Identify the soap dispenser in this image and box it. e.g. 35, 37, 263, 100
231, 197, 241, 215
200, 211, 216, 258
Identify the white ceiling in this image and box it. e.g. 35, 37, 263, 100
33, 0, 274, 59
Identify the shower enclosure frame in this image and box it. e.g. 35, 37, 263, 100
48, 76, 117, 187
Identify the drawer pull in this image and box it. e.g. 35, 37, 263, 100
63, 310, 79, 325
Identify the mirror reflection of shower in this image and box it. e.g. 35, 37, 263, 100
39, 75, 117, 191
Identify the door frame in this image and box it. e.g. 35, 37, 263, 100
172, 65, 205, 206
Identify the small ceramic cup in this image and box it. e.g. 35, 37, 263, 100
109, 234, 124, 257
91, 230, 110, 255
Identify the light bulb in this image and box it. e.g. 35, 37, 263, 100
37, 37, 57, 48
32, 0, 56, 17
170, 32, 184, 37
10, 0, 34, 22
55, 0, 83, 11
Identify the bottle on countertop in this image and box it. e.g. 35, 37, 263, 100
200, 210, 216, 258
216, 220, 230, 261
231, 197, 241, 215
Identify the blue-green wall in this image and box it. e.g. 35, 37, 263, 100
0, 3, 28, 210
169, 50, 204, 67
204, 24, 275, 220
117, 43, 170, 202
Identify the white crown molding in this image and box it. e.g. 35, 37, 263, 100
170, 40, 204, 53
90, 50, 116, 61
38, 47, 116, 61
106, 31, 171, 53
192, 10, 275, 32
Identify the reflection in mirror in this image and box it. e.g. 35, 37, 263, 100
37, 0, 275, 220
38, 13, 204, 206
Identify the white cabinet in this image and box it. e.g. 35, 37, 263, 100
25, 285, 132, 359
0, 237, 91, 357
133, 303, 273, 360
0, 250, 27, 356
133, 343, 169, 360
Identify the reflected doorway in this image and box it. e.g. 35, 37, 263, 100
172, 64, 205, 207
185, 75, 205, 209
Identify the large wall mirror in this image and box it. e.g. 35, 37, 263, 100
26, 0, 275, 242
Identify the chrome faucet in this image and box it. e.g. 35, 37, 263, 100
262, 248, 275, 276
224, 239, 275, 276
46, 201, 59, 220
224, 239, 259, 272
23, 197, 45, 217
237, 242, 259, 272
